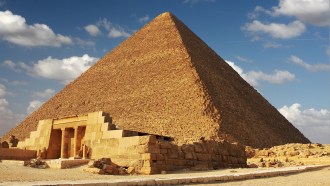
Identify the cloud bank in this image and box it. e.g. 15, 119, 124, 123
279, 103, 330, 143
20, 54, 99, 84
225, 60, 295, 87
0, 84, 25, 137
243, 20, 305, 39
0, 10, 72, 47
289, 55, 330, 72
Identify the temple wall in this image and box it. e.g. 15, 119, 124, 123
0, 148, 37, 160
90, 135, 247, 174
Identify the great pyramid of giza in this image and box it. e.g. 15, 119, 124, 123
3, 12, 310, 148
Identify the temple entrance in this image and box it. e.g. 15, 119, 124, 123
47, 126, 86, 159
47, 129, 62, 159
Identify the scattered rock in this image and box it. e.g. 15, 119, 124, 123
24, 158, 48, 169
84, 158, 131, 175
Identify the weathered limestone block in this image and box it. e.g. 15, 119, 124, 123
159, 142, 172, 149
143, 160, 152, 167
1, 141, 9, 148
141, 153, 156, 160
194, 143, 204, 153
184, 152, 194, 160
222, 155, 228, 162
160, 149, 168, 154
181, 144, 194, 153
139, 136, 151, 145
169, 151, 179, 159
140, 166, 157, 174
156, 154, 165, 161
83, 167, 105, 174
196, 153, 209, 161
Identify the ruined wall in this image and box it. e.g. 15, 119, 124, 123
0, 148, 37, 160
91, 135, 247, 174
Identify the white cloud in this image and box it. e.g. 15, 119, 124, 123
248, 6, 272, 19
263, 42, 283, 49
108, 27, 130, 38
226, 60, 295, 87
138, 15, 150, 23
84, 18, 131, 38
84, 24, 101, 36
26, 89, 56, 115
272, 0, 330, 27
243, 20, 306, 39
75, 38, 96, 49
31, 89, 55, 100
279, 103, 330, 143
26, 100, 43, 114
20, 54, 99, 84
236, 56, 252, 63
0, 83, 6, 98
2, 60, 20, 72
0, 84, 25, 137
0, 78, 26, 86
2, 60, 15, 69
0, 10, 72, 47
289, 55, 330, 72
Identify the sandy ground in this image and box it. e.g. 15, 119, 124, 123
0, 161, 329, 185
202, 166, 330, 186
0, 160, 259, 182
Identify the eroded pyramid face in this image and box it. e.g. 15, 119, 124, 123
3, 12, 309, 148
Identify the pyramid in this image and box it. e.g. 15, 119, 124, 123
3, 12, 310, 148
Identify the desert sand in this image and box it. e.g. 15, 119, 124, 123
0, 160, 329, 185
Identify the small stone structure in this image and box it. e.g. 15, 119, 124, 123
0, 148, 37, 160
17, 111, 247, 174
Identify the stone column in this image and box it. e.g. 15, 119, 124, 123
73, 127, 78, 158
82, 144, 86, 159
60, 128, 66, 158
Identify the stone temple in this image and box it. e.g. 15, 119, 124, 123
1, 12, 310, 173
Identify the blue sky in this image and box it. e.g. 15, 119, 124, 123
0, 0, 329, 143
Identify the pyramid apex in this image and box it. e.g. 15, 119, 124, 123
157, 12, 175, 18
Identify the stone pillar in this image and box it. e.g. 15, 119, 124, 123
82, 144, 86, 159
60, 128, 66, 158
73, 127, 78, 157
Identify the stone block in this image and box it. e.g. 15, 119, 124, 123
238, 157, 246, 164
160, 149, 168, 154
83, 167, 105, 174
143, 160, 152, 167
186, 160, 194, 166
181, 144, 194, 153
222, 155, 228, 162
139, 136, 150, 145
160, 142, 172, 149
184, 152, 194, 160
142, 153, 156, 160
138, 145, 149, 153
156, 154, 165, 161
196, 153, 209, 161
191, 162, 209, 170
169, 152, 179, 159
149, 145, 160, 154
231, 156, 238, 164
140, 166, 157, 175
217, 155, 222, 161
103, 164, 119, 175
211, 154, 217, 161
229, 147, 237, 157
173, 159, 185, 166
194, 143, 204, 153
